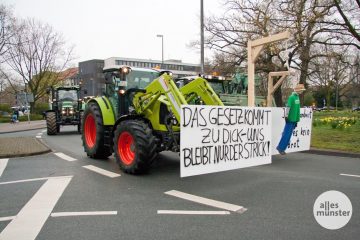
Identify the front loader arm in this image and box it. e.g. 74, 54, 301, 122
132, 73, 187, 123
179, 77, 224, 106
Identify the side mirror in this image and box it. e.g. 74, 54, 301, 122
46, 87, 51, 95
104, 72, 113, 84
83, 89, 88, 95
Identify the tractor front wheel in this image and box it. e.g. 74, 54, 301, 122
46, 112, 57, 135
114, 120, 157, 174
82, 103, 111, 159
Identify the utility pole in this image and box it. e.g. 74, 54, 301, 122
156, 34, 164, 68
200, 0, 204, 74
24, 83, 30, 123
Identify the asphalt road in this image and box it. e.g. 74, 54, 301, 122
0, 126, 359, 239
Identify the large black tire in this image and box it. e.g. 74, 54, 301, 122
82, 103, 111, 159
113, 120, 157, 174
46, 112, 57, 135
78, 111, 84, 133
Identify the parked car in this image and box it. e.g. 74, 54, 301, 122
0, 111, 10, 117
316, 106, 335, 111
352, 107, 360, 111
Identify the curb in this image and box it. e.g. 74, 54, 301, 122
0, 148, 51, 158
0, 126, 46, 134
305, 148, 360, 159
0, 137, 52, 158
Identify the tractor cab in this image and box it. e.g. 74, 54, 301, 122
103, 66, 163, 117
46, 86, 83, 135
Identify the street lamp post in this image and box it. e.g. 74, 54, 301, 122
200, 0, 204, 74
156, 34, 164, 68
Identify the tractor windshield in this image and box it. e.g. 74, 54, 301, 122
58, 90, 78, 101
127, 70, 161, 89
208, 81, 230, 94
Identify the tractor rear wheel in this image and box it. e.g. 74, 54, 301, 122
46, 112, 57, 135
82, 103, 111, 159
113, 120, 157, 174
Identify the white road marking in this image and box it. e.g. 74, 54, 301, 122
0, 158, 9, 177
82, 165, 121, 178
0, 216, 15, 222
41, 130, 46, 133
0, 176, 72, 240
165, 190, 246, 213
157, 210, 230, 215
54, 152, 77, 162
36, 132, 43, 136
51, 211, 117, 217
0, 175, 73, 185
340, 173, 360, 178
35, 135, 41, 139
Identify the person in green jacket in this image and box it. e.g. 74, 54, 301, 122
276, 84, 306, 155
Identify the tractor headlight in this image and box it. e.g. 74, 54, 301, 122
62, 110, 66, 114
119, 89, 126, 95
69, 110, 74, 114
121, 66, 131, 74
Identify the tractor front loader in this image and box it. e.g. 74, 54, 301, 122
82, 66, 223, 174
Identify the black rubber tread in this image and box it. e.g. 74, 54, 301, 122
82, 102, 111, 159
78, 111, 84, 133
46, 112, 57, 135
113, 120, 157, 174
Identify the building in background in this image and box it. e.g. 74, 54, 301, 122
78, 57, 200, 98
78, 59, 105, 97
104, 57, 200, 77
58, 67, 79, 86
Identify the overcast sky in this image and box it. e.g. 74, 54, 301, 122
3, 0, 224, 66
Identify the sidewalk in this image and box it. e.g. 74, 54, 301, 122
0, 120, 51, 158
0, 136, 51, 158
0, 120, 46, 134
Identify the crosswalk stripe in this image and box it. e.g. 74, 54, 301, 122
0, 158, 9, 177
165, 190, 246, 213
0, 176, 72, 240
157, 210, 230, 215
82, 165, 121, 178
54, 152, 77, 161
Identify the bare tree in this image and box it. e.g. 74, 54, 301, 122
203, 0, 358, 106
343, 53, 360, 106
4, 18, 73, 110
0, 4, 15, 61
331, 0, 360, 49
309, 45, 352, 108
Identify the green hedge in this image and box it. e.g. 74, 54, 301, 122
33, 103, 50, 115
0, 114, 44, 123
0, 104, 11, 113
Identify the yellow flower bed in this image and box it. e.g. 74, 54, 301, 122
314, 117, 357, 129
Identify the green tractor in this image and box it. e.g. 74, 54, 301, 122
176, 74, 270, 107
82, 66, 223, 174
46, 86, 84, 135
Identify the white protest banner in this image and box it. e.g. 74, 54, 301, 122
271, 107, 313, 155
180, 105, 272, 177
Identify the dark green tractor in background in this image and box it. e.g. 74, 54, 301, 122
46, 86, 84, 135
176, 74, 270, 107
